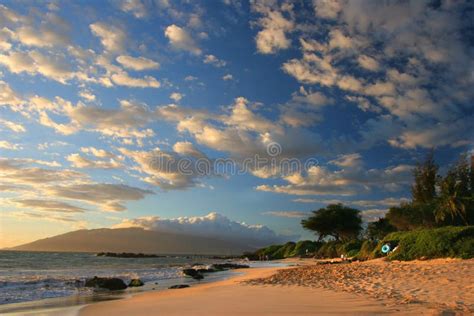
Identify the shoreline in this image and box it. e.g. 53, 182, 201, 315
78, 260, 419, 316
0, 261, 286, 315
3, 258, 472, 315
79, 258, 474, 315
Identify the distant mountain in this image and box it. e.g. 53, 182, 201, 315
10, 227, 269, 255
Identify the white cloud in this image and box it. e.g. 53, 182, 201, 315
329, 153, 362, 168
111, 72, 160, 88
252, 1, 294, 54
46, 183, 153, 212
78, 90, 96, 102
0, 118, 25, 132
90, 22, 126, 52
67, 153, 122, 169
184, 75, 197, 81
0, 81, 22, 108
280, 87, 333, 127
118, 147, 206, 190
113, 212, 293, 244
203, 54, 226, 67
222, 74, 233, 81
313, 0, 341, 19
164, 25, 201, 55
0, 51, 74, 83
13, 199, 86, 213
15, 24, 69, 48
116, 55, 160, 71
357, 54, 380, 71
169, 92, 183, 102
119, 0, 147, 18
0, 140, 21, 150
257, 159, 413, 196
172, 141, 205, 158
80, 146, 115, 159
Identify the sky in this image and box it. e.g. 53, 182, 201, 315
0, 0, 473, 248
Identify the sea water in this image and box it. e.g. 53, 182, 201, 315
0, 251, 244, 305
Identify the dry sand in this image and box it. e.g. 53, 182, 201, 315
80, 259, 474, 315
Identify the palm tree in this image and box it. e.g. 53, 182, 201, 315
435, 173, 468, 225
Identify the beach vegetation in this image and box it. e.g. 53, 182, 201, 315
301, 204, 362, 242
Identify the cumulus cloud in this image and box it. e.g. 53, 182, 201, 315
257, 158, 413, 196
78, 90, 96, 102
0, 81, 22, 108
164, 25, 201, 55
0, 140, 21, 150
222, 74, 233, 81
0, 118, 25, 132
113, 212, 295, 244
67, 153, 122, 169
116, 55, 160, 71
203, 54, 226, 67
90, 22, 126, 52
169, 92, 183, 102
111, 72, 160, 88
251, 0, 294, 54
118, 147, 207, 190
119, 0, 147, 18
172, 141, 205, 158
280, 87, 333, 127
275, 0, 474, 151
0, 50, 74, 83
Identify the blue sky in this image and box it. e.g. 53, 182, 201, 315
0, 0, 473, 247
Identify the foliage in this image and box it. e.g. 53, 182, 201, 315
301, 204, 362, 241
373, 226, 474, 260
366, 218, 397, 241
356, 240, 378, 260
411, 150, 439, 205
386, 202, 436, 231
435, 156, 473, 225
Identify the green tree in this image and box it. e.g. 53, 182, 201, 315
412, 150, 439, 205
301, 204, 362, 242
435, 155, 473, 225
366, 217, 397, 241
386, 202, 435, 230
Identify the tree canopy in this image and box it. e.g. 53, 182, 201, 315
301, 204, 362, 242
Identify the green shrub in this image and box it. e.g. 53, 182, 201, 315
270, 242, 295, 259
289, 240, 321, 257
373, 226, 474, 260
356, 240, 378, 260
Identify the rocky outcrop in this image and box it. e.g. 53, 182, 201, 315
182, 268, 204, 280
128, 279, 144, 287
182, 262, 250, 280
84, 277, 127, 290
168, 284, 190, 289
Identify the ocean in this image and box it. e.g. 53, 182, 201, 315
0, 250, 274, 310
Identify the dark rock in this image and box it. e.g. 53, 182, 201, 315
182, 268, 204, 280
168, 284, 190, 289
128, 279, 144, 287
211, 263, 250, 270
85, 276, 127, 290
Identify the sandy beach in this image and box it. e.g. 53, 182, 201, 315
79, 258, 474, 315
